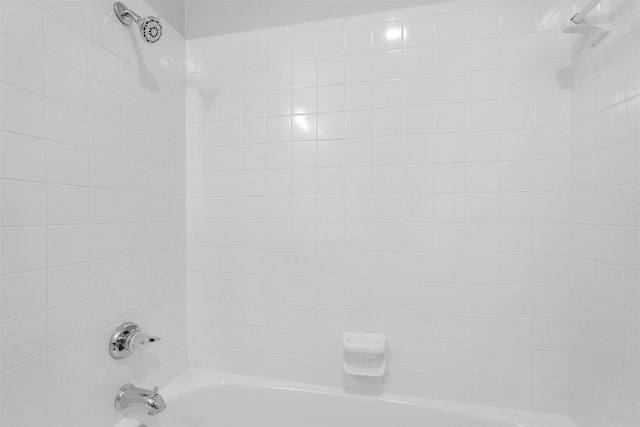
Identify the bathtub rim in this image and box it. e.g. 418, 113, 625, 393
115, 368, 576, 427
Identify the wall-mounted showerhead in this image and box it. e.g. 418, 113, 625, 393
114, 2, 163, 44
139, 16, 162, 43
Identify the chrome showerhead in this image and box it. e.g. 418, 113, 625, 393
139, 16, 162, 43
114, 2, 163, 44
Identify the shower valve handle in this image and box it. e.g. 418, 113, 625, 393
109, 322, 162, 359
126, 331, 161, 352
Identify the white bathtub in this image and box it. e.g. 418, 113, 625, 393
115, 369, 576, 427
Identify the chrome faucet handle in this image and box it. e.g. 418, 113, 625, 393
109, 322, 162, 359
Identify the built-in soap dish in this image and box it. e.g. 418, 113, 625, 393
343, 333, 386, 377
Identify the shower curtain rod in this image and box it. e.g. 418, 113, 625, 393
571, 0, 604, 24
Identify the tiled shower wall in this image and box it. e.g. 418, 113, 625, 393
567, 0, 640, 426
0, 1, 187, 426
187, 0, 573, 413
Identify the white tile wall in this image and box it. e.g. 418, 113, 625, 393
4, 0, 632, 423
567, 0, 640, 426
186, 0, 572, 413
0, 0, 187, 426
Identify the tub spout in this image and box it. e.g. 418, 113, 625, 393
115, 383, 167, 416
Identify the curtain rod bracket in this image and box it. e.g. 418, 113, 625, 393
571, 0, 604, 24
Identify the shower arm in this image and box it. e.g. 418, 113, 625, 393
115, 2, 143, 26
124, 8, 143, 24
571, 0, 603, 24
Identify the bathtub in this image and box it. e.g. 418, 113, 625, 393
115, 369, 576, 427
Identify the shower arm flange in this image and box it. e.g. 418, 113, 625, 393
114, 2, 142, 26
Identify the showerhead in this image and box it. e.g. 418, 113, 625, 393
114, 2, 163, 44
140, 16, 162, 44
